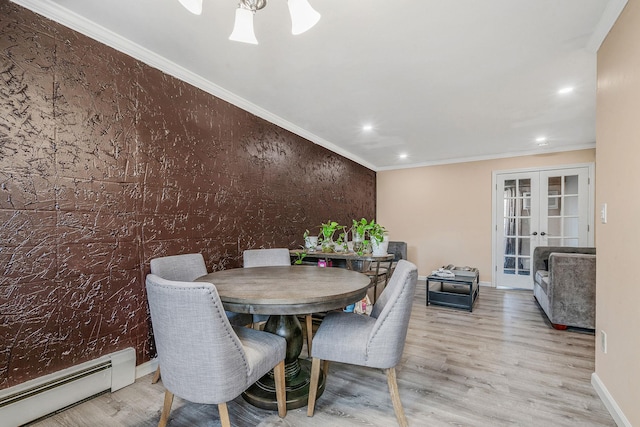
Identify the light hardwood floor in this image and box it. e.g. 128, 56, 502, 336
28, 282, 615, 427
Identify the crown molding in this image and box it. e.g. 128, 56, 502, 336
586, 0, 628, 53
10, 0, 377, 171
376, 142, 596, 172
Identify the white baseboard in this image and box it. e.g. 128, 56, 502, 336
591, 372, 632, 427
135, 358, 159, 380
0, 348, 135, 427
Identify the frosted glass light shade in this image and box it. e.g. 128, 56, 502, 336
288, 0, 321, 35
178, 0, 202, 15
229, 8, 258, 45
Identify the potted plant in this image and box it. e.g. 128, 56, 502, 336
318, 220, 343, 253
303, 229, 318, 251
351, 218, 374, 255
370, 221, 389, 256
293, 247, 308, 264
334, 231, 348, 252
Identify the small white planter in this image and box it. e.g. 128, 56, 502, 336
371, 234, 389, 256
304, 236, 318, 250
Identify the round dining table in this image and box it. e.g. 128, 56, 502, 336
196, 265, 371, 410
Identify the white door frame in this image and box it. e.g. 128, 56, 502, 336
491, 163, 595, 288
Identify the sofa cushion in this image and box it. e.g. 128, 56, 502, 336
535, 270, 549, 293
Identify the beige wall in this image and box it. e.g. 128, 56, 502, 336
596, 1, 640, 425
377, 149, 595, 282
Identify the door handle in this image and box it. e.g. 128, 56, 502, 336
531, 232, 538, 236
540, 232, 546, 236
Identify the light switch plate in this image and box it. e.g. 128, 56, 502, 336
600, 203, 607, 224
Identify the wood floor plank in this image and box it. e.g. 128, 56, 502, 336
27, 283, 615, 427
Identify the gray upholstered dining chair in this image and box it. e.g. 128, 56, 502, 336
150, 253, 252, 327
242, 248, 316, 354
150, 253, 252, 383
146, 274, 287, 427
242, 249, 292, 320
307, 259, 418, 427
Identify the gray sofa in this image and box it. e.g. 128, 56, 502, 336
532, 246, 596, 330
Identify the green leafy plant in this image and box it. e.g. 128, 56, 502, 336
335, 232, 348, 252
351, 218, 374, 255
294, 247, 307, 264
369, 221, 387, 244
318, 220, 344, 253
351, 218, 374, 240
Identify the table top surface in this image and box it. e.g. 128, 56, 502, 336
426, 272, 479, 283
289, 249, 394, 261
196, 265, 371, 315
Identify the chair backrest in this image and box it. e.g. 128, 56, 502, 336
367, 260, 418, 368
145, 274, 250, 404
243, 248, 291, 268
387, 241, 407, 262
150, 253, 207, 281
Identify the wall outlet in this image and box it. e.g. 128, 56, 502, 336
601, 330, 607, 354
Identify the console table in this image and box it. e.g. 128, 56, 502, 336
426, 271, 479, 312
289, 249, 394, 303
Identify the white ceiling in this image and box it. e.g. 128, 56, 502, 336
13, 0, 626, 171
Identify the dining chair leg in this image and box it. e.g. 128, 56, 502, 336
385, 367, 408, 427
152, 366, 161, 384
305, 314, 313, 356
273, 359, 287, 418
322, 360, 329, 375
158, 389, 174, 427
218, 402, 231, 427
307, 357, 322, 416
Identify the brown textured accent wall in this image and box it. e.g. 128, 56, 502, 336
0, 1, 375, 389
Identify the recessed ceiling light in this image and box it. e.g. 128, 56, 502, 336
362, 124, 373, 132
558, 86, 574, 95
399, 153, 408, 159
536, 136, 549, 146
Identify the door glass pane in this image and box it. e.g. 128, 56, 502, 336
518, 218, 530, 236
504, 238, 516, 255
564, 217, 579, 237
504, 179, 516, 192
517, 257, 530, 276
548, 237, 562, 246
548, 218, 561, 236
564, 175, 579, 195
548, 193, 561, 214
564, 238, 579, 247
503, 218, 516, 237
547, 176, 561, 193
519, 199, 531, 216
565, 195, 579, 215
519, 238, 531, 256
504, 198, 516, 219
518, 179, 531, 196
504, 255, 515, 274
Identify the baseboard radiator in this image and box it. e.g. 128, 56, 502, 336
0, 348, 136, 426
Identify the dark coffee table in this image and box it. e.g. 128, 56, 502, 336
426, 271, 479, 312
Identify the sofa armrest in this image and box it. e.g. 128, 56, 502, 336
547, 252, 596, 329
533, 246, 596, 275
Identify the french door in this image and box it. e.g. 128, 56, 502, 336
494, 165, 593, 289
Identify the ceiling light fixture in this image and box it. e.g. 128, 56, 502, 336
178, 0, 203, 15
178, 0, 320, 44
399, 153, 408, 159
558, 86, 574, 95
230, 0, 320, 44
536, 136, 549, 146
362, 124, 373, 132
